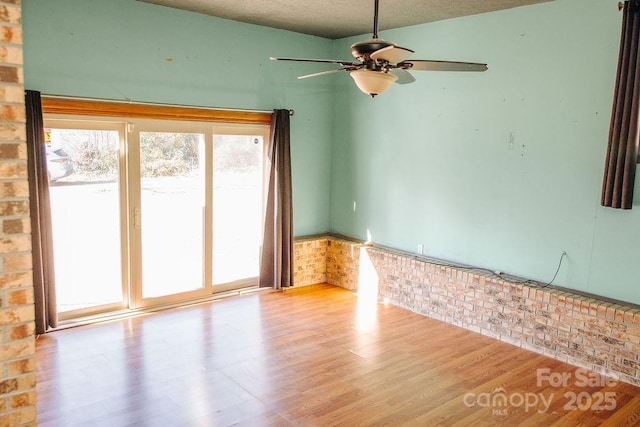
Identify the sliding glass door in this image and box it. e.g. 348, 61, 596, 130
45, 117, 268, 318
129, 123, 212, 307
44, 121, 129, 318
212, 128, 266, 292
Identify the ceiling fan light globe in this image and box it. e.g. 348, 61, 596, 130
350, 70, 398, 96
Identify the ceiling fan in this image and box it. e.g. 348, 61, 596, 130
270, 0, 488, 97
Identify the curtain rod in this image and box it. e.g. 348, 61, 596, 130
274, 109, 295, 116
41, 93, 289, 115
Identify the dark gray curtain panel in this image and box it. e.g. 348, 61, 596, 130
259, 109, 293, 289
26, 90, 58, 333
602, 0, 640, 209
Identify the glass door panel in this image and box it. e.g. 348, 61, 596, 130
45, 125, 126, 315
212, 133, 264, 288
45, 117, 269, 320
139, 131, 206, 299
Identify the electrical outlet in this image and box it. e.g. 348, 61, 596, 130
417, 244, 424, 255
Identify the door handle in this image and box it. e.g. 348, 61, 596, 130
133, 208, 140, 229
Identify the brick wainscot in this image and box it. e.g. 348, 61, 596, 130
293, 235, 640, 387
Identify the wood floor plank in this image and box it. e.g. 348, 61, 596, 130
36, 284, 640, 426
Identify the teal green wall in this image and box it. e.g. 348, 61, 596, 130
22, 0, 333, 235
330, 0, 640, 305
24, 0, 640, 305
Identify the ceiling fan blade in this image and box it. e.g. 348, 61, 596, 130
297, 67, 354, 80
270, 57, 357, 67
371, 45, 414, 64
390, 68, 416, 85
400, 60, 488, 72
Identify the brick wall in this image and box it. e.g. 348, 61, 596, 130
294, 236, 640, 387
293, 237, 328, 287
0, 1, 37, 425
326, 237, 359, 290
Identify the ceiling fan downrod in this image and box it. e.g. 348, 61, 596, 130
373, 0, 379, 39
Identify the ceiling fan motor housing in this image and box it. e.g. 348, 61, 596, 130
351, 39, 394, 61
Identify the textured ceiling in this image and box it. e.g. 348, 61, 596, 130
138, 0, 552, 40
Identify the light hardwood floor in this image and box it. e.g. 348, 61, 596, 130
36, 284, 640, 426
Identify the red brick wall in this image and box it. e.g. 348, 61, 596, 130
0, 0, 37, 425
